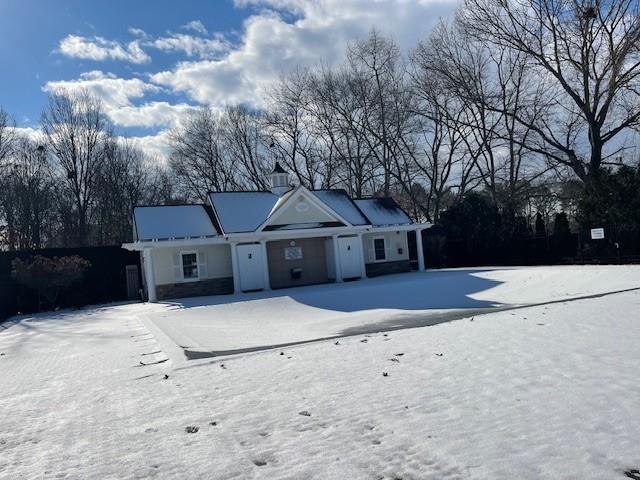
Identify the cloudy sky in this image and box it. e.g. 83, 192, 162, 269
0, 0, 456, 158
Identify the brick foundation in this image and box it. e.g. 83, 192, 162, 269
365, 260, 411, 278
156, 277, 234, 300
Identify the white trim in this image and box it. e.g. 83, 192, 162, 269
179, 250, 200, 282
260, 240, 271, 291
415, 227, 426, 271
143, 249, 157, 302
357, 233, 368, 278
332, 235, 343, 282
122, 223, 433, 251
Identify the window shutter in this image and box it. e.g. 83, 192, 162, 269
172, 252, 182, 282
197, 252, 208, 279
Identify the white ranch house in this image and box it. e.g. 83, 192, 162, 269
123, 164, 431, 301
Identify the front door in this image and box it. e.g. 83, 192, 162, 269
237, 244, 264, 291
338, 236, 362, 279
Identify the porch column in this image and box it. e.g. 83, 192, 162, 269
332, 234, 343, 282
416, 227, 426, 272
230, 242, 241, 293
357, 233, 367, 279
143, 248, 157, 302
259, 240, 271, 291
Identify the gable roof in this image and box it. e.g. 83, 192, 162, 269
204, 188, 414, 236
311, 190, 369, 226
353, 198, 412, 226
133, 205, 218, 241
208, 191, 279, 234
256, 185, 352, 231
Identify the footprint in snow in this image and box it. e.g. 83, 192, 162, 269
298, 410, 312, 417
253, 459, 267, 467
388, 358, 400, 363
360, 339, 368, 343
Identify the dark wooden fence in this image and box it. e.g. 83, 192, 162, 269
0, 246, 141, 320
421, 223, 640, 269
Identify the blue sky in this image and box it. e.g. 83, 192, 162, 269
0, 0, 456, 157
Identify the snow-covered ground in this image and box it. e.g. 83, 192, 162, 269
144, 266, 640, 358
1, 265, 639, 479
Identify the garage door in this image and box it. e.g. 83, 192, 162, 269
338, 236, 362, 279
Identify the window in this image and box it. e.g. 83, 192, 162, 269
373, 238, 386, 261
181, 252, 199, 280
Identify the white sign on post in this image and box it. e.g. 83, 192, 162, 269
590, 228, 605, 240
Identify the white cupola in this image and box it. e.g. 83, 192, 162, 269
268, 161, 290, 196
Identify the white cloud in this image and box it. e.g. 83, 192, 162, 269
108, 102, 199, 128
151, 0, 455, 107
128, 130, 173, 161
128, 27, 150, 39
50, 1, 457, 160
44, 71, 159, 110
151, 33, 229, 58
182, 20, 208, 35
58, 34, 151, 64
43, 72, 198, 131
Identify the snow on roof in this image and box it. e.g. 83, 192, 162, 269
312, 190, 369, 226
354, 198, 412, 226
134, 205, 217, 241
209, 191, 279, 233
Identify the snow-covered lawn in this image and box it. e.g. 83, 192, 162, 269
1, 265, 639, 479
144, 266, 640, 358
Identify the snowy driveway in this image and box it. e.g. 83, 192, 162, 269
2, 268, 640, 479
141, 265, 640, 360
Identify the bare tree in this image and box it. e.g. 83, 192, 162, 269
0, 137, 53, 250
347, 30, 413, 196
168, 107, 235, 200
95, 138, 163, 244
222, 105, 271, 190
0, 106, 17, 170
41, 88, 109, 245
458, 0, 640, 188
306, 65, 379, 196
265, 69, 327, 189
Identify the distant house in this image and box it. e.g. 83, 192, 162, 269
123, 163, 431, 301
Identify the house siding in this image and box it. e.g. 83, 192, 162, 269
152, 244, 232, 286
266, 237, 329, 289
362, 231, 409, 264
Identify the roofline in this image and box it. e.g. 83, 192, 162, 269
207, 189, 272, 195
353, 196, 414, 225
313, 188, 371, 226
133, 202, 207, 209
